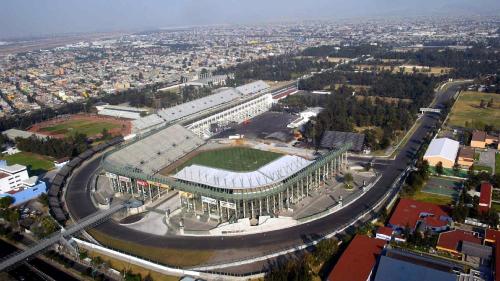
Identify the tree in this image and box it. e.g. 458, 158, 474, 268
344, 173, 353, 188
312, 239, 338, 266
0, 197, 13, 209
435, 162, 444, 175
487, 97, 494, 108
453, 163, 461, 176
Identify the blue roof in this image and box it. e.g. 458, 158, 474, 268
374, 255, 456, 281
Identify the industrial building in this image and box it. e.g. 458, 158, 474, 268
423, 138, 459, 169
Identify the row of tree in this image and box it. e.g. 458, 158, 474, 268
15, 134, 89, 159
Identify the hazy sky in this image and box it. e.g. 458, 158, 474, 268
1, 0, 499, 39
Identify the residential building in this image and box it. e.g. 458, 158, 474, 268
388, 198, 451, 232
327, 235, 386, 281
479, 182, 493, 214
470, 131, 498, 149
457, 146, 474, 168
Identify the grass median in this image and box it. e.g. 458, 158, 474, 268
88, 229, 214, 267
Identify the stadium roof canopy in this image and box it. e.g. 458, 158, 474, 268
157, 88, 243, 123
236, 80, 270, 95
320, 131, 365, 152
173, 155, 312, 189
423, 138, 459, 163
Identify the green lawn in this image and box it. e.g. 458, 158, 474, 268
40, 119, 120, 137
496, 153, 500, 175
473, 165, 493, 174
177, 147, 282, 172
88, 229, 213, 267
448, 91, 500, 129
0, 152, 54, 175
412, 191, 454, 205
492, 202, 500, 213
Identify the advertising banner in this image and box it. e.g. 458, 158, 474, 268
201, 196, 217, 205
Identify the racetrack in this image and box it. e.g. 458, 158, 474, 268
65, 82, 465, 268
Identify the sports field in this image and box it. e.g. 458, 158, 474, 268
40, 119, 119, 137
0, 152, 54, 175
421, 176, 462, 199
177, 147, 282, 172
29, 114, 131, 138
448, 91, 500, 129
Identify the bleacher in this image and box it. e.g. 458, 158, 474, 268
105, 124, 205, 174
131, 114, 165, 133
319, 130, 365, 152
156, 88, 242, 123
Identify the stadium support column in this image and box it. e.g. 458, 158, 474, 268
251, 201, 254, 218
148, 185, 152, 202
234, 200, 239, 219
273, 195, 276, 214
301, 178, 304, 199
266, 196, 270, 215
259, 199, 262, 216
286, 187, 290, 209
243, 201, 246, 218
325, 162, 329, 180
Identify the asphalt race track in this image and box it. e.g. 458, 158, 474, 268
65, 82, 464, 260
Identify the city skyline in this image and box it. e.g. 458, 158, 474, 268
1, 0, 500, 39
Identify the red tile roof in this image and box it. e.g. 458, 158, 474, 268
327, 235, 386, 281
472, 131, 487, 142
479, 182, 493, 213
496, 239, 500, 281
436, 230, 481, 253
485, 229, 500, 243
389, 198, 450, 230
377, 226, 394, 237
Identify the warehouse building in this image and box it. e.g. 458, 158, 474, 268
423, 138, 459, 169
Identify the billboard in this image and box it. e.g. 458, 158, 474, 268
201, 196, 217, 205
136, 179, 148, 187
118, 176, 131, 182
220, 200, 236, 210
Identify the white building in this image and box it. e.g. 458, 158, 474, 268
423, 138, 460, 169
97, 105, 149, 120
0, 160, 32, 193
287, 107, 323, 129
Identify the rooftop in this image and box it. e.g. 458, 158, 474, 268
373, 255, 456, 281
436, 230, 481, 253
327, 235, 386, 281
389, 198, 451, 230
173, 155, 312, 190
423, 138, 460, 163
458, 146, 474, 159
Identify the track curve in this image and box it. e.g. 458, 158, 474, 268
65, 83, 463, 254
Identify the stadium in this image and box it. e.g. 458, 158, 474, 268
101, 80, 350, 222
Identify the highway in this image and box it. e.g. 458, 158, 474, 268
64, 82, 465, 263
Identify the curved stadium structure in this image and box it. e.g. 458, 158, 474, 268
101, 81, 351, 222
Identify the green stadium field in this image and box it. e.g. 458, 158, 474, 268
40, 119, 120, 137
176, 147, 282, 172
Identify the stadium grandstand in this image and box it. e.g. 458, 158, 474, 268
320, 130, 366, 152
101, 79, 351, 221
105, 124, 204, 175
130, 80, 272, 136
